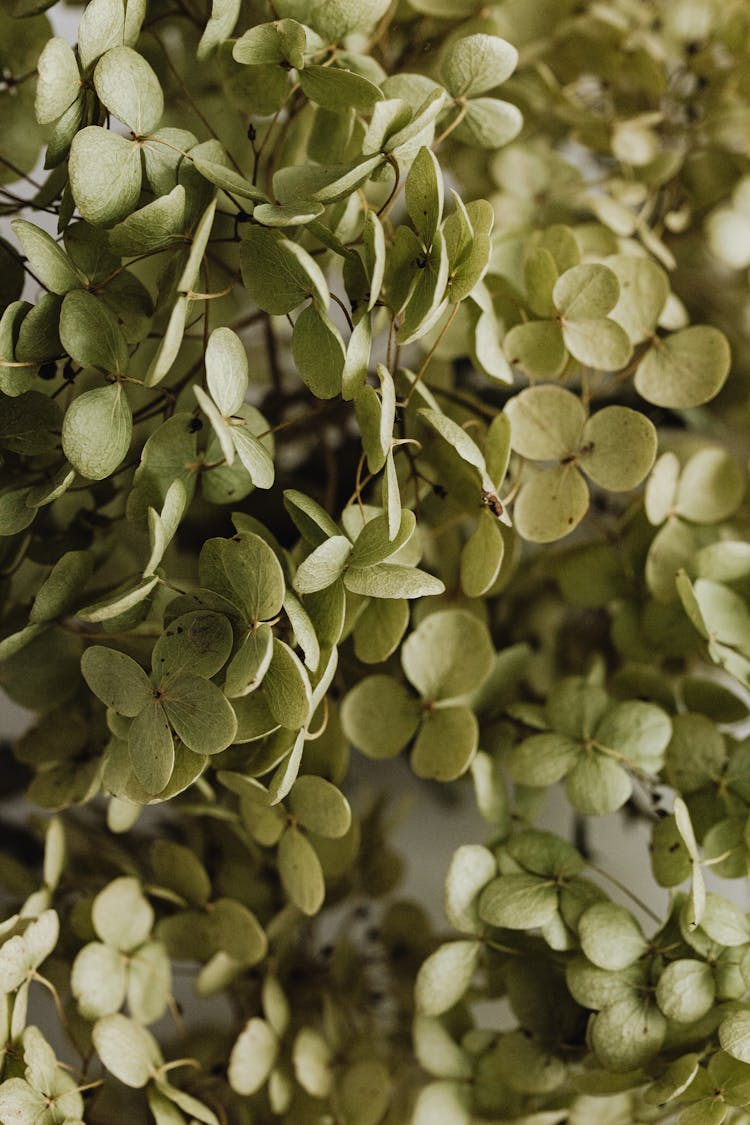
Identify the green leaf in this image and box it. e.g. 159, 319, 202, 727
150, 839, 211, 906
35, 36, 81, 124
77, 0, 147, 70
209, 899, 267, 964
495, 1032, 568, 1096
562, 316, 632, 372
230, 407, 276, 490
363, 210, 386, 311
284, 489, 341, 547
338, 1061, 392, 1125
291, 304, 345, 399
177, 197, 217, 293
62, 383, 132, 480
275, 154, 386, 205
354, 596, 409, 664
444, 844, 496, 935
503, 319, 567, 379
341, 311, 372, 400
506, 732, 579, 787
278, 826, 325, 915
92, 875, 153, 952
678, 1100, 727, 1125
355, 385, 389, 474
108, 185, 186, 256
81, 647, 152, 716
700, 894, 750, 946
267, 723, 303, 805
564, 752, 632, 815
263, 639, 312, 730
383, 448, 402, 540
554, 263, 620, 320
525, 247, 558, 317
0, 910, 59, 992
11, 219, 81, 294
190, 153, 266, 203
485, 412, 512, 490
94, 46, 163, 134
232, 19, 304, 67
92, 1014, 162, 1089
60, 290, 128, 372
720, 1011, 750, 1065
341, 674, 421, 759
506, 385, 585, 461
412, 1081, 471, 1125
240, 226, 328, 315
419, 407, 493, 492
349, 510, 416, 568
344, 563, 444, 600
254, 200, 324, 227
153, 611, 233, 679
692, 579, 750, 651
606, 254, 669, 344
293, 1026, 333, 1098
155, 1080, 217, 1125
199, 533, 285, 623
656, 959, 715, 1023
596, 701, 672, 770
644, 1053, 701, 1107
129, 700, 175, 794
295, 536, 352, 595
0, 1082, 49, 1123
161, 675, 238, 755
228, 1018, 279, 1096
226, 630, 275, 702
566, 956, 638, 1012
304, 581, 346, 649
580, 406, 657, 491
406, 146, 444, 246
709, 1052, 750, 1108
579, 903, 647, 970
68, 127, 142, 226
411, 705, 478, 782
71, 941, 127, 1019
590, 995, 666, 1072
479, 874, 558, 930
30, 551, 92, 623
513, 465, 590, 543
454, 98, 523, 149
288, 776, 351, 839
402, 609, 494, 700
635, 326, 731, 408
461, 510, 505, 597
448, 198, 494, 302
441, 34, 518, 98
298, 65, 383, 114
397, 232, 449, 345
413, 940, 479, 1021
283, 0, 390, 40
144, 296, 187, 390
198, 0, 241, 60
77, 575, 158, 623
144, 479, 187, 576
675, 447, 745, 525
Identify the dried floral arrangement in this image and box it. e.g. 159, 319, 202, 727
2, 0, 750, 1122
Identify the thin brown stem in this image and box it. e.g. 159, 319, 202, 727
433, 101, 468, 148
330, 291, 354, 331
150, 31, 244, 174
376, 155, 401, 220
401, 302, 460, 407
